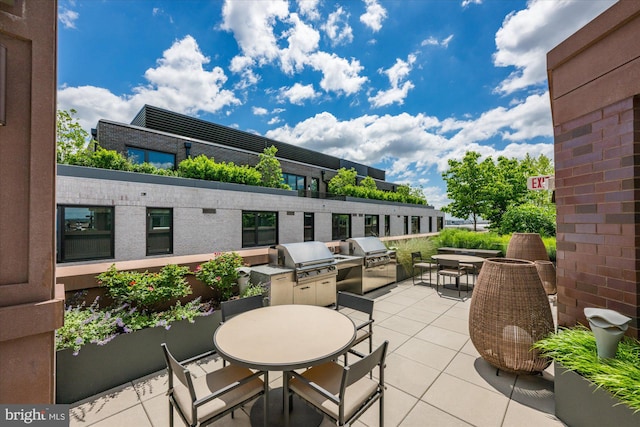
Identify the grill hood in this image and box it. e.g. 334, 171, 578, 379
269, 241, 336, 269
342, 237, 389, 257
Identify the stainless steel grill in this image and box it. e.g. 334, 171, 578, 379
340, 237, 395, 292
269, 241, 337, 284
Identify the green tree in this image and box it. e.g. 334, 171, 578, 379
328, 168, 357, 194
441, 151, 490, 231
523, 153, 554, 206
56, 109, 90, 163
359, 175, 377, 190
482, 156, 529, 226
255, 146, 287, 188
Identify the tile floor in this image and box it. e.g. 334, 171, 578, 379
68, 276, 565, 427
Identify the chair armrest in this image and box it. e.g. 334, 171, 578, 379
180, 349, 218, 365
194, 370, 264, 407
355, 319, 374, 330
289, 371, 340, 405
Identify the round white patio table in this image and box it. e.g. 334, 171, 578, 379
213, 304, 356, 427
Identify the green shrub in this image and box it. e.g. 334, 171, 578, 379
534, 326, 640, 411
497, 203, 556, 237
433, 228, 507, 254
56, 296, 212, 355
97, 264, 192, 310
178, 155, 262, 186
240, 283, 267, 298
195, 252, 244, 301
386, 238, 436, 276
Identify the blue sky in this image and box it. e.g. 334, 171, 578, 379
57, 0, 616, 209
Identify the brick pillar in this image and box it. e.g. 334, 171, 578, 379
554, 96, 640, 337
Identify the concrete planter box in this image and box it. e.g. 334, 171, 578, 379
56, 311, 221, 404
555, 362, 639, 427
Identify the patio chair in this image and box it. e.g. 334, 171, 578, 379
437, 258, 468, 298
161, 342, 266, 427
411, 252, 433, 285
335, 291, 374, 365
219, 295, 264, 366
287, 340, 388, 427
220, 294, 264, 323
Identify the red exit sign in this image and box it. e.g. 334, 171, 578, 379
527, 175, 554, 190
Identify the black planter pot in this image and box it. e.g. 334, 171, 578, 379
555, 362, 639, 427
56, 311, 221, 404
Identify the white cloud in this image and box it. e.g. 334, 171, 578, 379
360, 0, 387, 32
307, 52, 368, 95
280, 13, 320, 74
222, 0, 367, 96
421, 34, 454, 48
297, 0, 320, 20
265, 93, 554, 208
58, 36, 240, 131
461, 0, 482, 7
494, 0, 616, 94
322, 7, 353, 46
369, 54, 416, 107
268, 116, 282, 125
279, 83, 319, 105
59, 7, 79, 29
253, 107, 269, 115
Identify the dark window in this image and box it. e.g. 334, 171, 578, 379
282, 173, 306, 190
304, 212, 314, 242
332, 214, 351, 240
429, 216, 433, 233
384, 215, 391, 236
57, 205, 114, 262
243, 211, 278, 247
404, 216, 409, 235
147, 208, 173, 255
364, 215, 379, 237
127, 147, 176, 169
411, 216, 420, 234
310, 177, 319, 192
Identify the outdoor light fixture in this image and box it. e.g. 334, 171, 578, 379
0, 43, 6, 126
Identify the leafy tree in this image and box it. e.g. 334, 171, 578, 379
441, 151, 490, 231
359, 176, 377, 190
482, 156, 529, 226
522, 153, 554, 206
255, 146, 287, 188
56, 109, 90, 163
328, 168, 357, 194
497, 203, 556, 236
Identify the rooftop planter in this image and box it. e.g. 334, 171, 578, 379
534, 327, 640, 427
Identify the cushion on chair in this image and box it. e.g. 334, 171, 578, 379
352, 327, 371, 346
289, 362, 379, 421
438, 269, 463, 277
175, 365, 264, 425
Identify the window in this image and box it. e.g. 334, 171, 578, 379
364, 215, 379, 237
384, 215, 390, 236
57, 205, 114, 262
304, 213, 314, 242
243, 211, 278, 247
127, 147, 176, 169
282, 173, 306, 190
147, 208, 173, 255
411, 216, 420, 234
404, 216, 409, 235
332, 214, 351, 240
429, 216, 433, 233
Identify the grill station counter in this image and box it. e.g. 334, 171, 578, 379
250, 242, 338, 306
339, 237, 396, 293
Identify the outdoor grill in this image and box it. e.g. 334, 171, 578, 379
339, 237, 396, 292
268, 241, 337, 284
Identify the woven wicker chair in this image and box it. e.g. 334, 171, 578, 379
505, 233, 549, 262
469, 258, 553, 374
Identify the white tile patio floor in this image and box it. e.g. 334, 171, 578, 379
68, 276, 565, 427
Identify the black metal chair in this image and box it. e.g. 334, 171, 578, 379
161, 342, 266, 427
220, 294, 264, 323
287, 341, 388, 427
335, 291, 374, 364
436, 258, 469, 298
411, 251, 433, 285
219, 295, 264, 366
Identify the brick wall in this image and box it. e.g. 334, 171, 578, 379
555, 95, 640, 337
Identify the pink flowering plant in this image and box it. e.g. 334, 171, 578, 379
195, 251, 243, 301
97, 264, 192, 310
